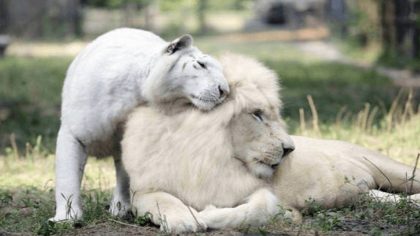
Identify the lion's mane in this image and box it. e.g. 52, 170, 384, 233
122, 53, 282, 210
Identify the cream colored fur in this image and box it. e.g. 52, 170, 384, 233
122, 53, 420, 232
274, 136, 420, 216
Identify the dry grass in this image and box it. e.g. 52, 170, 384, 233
296, 90, 420, 165
1, 37, 419, 234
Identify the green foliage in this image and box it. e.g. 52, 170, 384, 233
159, 0, 195, 12
197, 39, 403, 128
0, 188, 115, 235
1, 38, 419, 234
37, 220, 74, 236
1, 38, 418, 152
287, 193, 419, 234
267, 61, 396, 126
313, 211, 342, 231
378, 48, 420, 72
159, 0, 251, 12
344, 1, 380, 47
337, 1, 420, 71
133, 212, 153, 226
0, 57, 71, 151
85, 0, 251, 11
84, 0, 151, 9
0, 187, 55, 234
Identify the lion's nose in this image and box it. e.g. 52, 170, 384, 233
282, 143, 295, 157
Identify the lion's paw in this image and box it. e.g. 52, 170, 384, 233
410, 193, 420, 200
159, 211, 207, 233
198, 206, 228, 229
203, 204, 217, 211
410, 194, 420, 207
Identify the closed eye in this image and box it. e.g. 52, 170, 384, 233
197, 61, 207, 69
251, 109, 264, 122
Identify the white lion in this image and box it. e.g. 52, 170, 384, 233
52, 28, 229, 221
122, 53, 420, 233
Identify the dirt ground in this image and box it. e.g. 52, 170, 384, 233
4, 213, 408, 236
63, 217, 418, 236
66, 223, 245, 236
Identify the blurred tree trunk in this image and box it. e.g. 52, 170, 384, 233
144, 1, 158, 31
380, 0, 420, 61
3, 0, 82, 38
413, 0, 420, 59
326, 0, 348, 38
124, 2, 136, 27
67, 0, 83, 37
0, 0, 7, 34
380, 0, 396, 56
197, 0, 208, 34
395, 0, 413, 57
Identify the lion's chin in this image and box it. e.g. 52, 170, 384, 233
249, 162, 276, 179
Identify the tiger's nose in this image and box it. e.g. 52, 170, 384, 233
218, 85, 229, 99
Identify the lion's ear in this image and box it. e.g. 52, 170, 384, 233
164, 34, 193, 55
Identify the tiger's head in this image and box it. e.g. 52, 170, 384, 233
143, 35, 229, 111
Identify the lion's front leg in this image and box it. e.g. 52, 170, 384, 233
132, 191, 207, 233
198, 188, 280, 229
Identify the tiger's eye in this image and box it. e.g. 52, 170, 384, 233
197, 61, 207, 69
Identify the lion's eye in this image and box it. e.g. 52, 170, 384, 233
197, 61, 207, 69
251, 110, 264, 122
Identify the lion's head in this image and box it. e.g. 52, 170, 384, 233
218, 53, 295, 178
123, 53, 295, 210
125, 54, 294, 198
229, 107, 294, 178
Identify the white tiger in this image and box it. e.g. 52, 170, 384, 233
51, 28, 229, 221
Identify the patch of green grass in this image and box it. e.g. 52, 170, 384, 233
268, 60, 398, 124
2, 40, 418, 152
0, 137, 115, 235
301, 193, 420, 234
0, 38, 412, 150
0, 187, 54, 234
197, 39, 321, 63
0, 57, 71, 151
250, 192, 420, 235
2, 187, 419, 235
0, 187, 114, 235
196, 37, 411, 126
1, 40, 420, 234
1, 111, 419, 235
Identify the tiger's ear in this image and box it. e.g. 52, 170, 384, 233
164, 34, 193, 55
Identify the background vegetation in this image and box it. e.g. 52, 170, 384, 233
1, 0, 420, 235
1, 39, 419, 235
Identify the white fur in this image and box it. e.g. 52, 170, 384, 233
133, 192, 207, 233
198, 188, 280, 229
273, 136, 420, 215
122, 53, 420, 232
122, 53, 294, 232
52, 28, 229, 221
